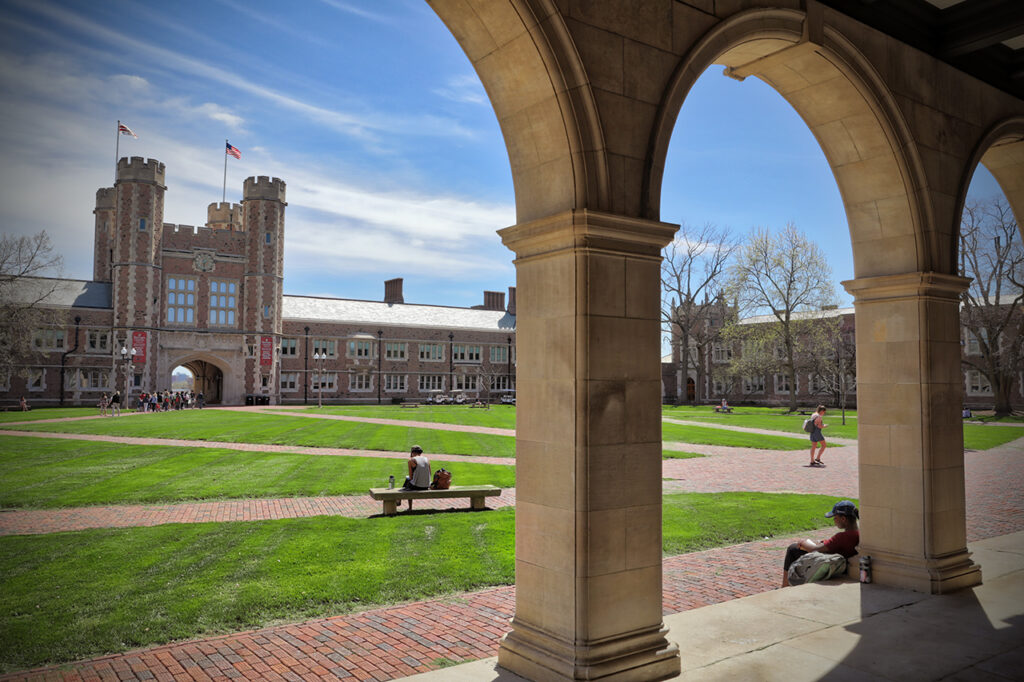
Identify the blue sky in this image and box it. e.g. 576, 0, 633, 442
0, 0, 1003, 315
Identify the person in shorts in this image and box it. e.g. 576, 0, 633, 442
809, 404, 828, 466
401, 445, 432, 510
782, 500, 859, 587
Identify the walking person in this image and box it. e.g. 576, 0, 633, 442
110, 390, 121, 417
808, 404, 828, 467
99, 393, 108, 417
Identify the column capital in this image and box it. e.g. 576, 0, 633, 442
498, 209, 678, 261
842, 272, 969, 303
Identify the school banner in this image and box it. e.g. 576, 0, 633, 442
132, 331, 147, 362
260, 336, 273, 366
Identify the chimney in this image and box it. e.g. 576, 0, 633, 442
507, 286, 516, 316
384, 278, 404, 304
483, 290, 505, 311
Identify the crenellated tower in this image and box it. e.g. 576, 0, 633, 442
241, 176, 286, 399
93, 187, 116, 282
206, 202, 243, 231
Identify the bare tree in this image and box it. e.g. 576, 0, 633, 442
0, 231, 64, 382
661, 222, 738, 404
726, 223, 837, 412
802, 316, 856, 423
959, 196, 1024, 416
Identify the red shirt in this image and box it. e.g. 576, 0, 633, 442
823, 529, 859, 558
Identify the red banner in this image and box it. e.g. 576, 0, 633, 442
132, 331, 147, 363
260, 336, 273, 366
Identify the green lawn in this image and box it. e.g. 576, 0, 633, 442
0, 407, 99, 423
665, 411, 859, 440
963, 426, 1024, 451
0, 437, 516, 509
0, 492, 839, 673
11, 410, 516, 458
662, 450, 705, 459
280, 404, 516, 429
662, 422, 817, 450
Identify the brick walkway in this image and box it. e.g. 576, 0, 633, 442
1, 422, 1021, 681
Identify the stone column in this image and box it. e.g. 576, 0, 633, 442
497, 210, 680, 682
843, 272, 982, 594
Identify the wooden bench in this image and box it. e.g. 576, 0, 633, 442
368, 485, 502, 516
400, 402, 421, 408
713, 406, 733, 413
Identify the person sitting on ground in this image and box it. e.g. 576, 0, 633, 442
962, 406, 972, 419
808, 404, 828, 467
401, 445, 432, 510
782, 500, 859, 587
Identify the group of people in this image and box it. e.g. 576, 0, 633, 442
97, 389, 204, 415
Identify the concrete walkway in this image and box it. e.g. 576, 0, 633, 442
662, 416, 859, 446
402, 532, 1024, 682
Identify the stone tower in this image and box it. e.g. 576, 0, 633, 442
93, 187, 115, 282
241, 176, 286, 400
206, 202, 243, 231
111, 156, 166, 392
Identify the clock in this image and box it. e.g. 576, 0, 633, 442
193, 252, 215, 272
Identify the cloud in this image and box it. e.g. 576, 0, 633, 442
433, 74, 488, 105
318, 0, 394, 24
165, 99, 246, 130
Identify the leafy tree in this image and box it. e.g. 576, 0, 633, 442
959, 196, 1023, 416
0, 231, 64, 383
725, 223, 837, 412
661, 222, 738, 403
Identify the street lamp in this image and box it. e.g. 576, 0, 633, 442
377, 329, 383, 405
448, 332, 455, 400
120, 344, 137, 411
312, 351, 326, 408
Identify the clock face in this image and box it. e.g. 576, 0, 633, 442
193, 252, 215, 272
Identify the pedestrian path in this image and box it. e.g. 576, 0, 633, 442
662, 416, 859, 446
241, 405, 517, 437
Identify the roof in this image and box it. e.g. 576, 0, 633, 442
1, 277, 112, 309
282, 295, 516, 333
739, 307, 855, 325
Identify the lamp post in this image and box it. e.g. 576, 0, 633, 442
120, 344, 137, 410
377, 329, 384, 405
303, 326, 310, 405
313, 351, 325, 408
506, 335, 512, 395
448, 332, 454, 399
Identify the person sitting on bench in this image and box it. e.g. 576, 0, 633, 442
401, 445, 432, 510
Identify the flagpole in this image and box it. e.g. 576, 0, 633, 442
115, 120, 121, 184
222, 139, 229, 203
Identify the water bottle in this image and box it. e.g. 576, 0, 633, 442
859, 555, 872, 583
389, 475, 395, 489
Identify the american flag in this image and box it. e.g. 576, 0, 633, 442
118, 123, 138, 138
225, 142, 241, 159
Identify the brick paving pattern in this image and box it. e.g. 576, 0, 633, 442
1, 415, 1021, 682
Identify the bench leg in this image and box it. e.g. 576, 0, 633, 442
470, 496, 486, 510
383, 500, 397, 516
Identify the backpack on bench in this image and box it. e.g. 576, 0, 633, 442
431, 468, 451, 490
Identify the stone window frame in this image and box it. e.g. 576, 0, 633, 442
418, 374, 445, 392
349, 373, 373, 392
774, 373, 792, 394
490, 345, 508, 364
33, 329, 66, 351
711, 342, 732, 363
452, 344, 482, 364
86, 330, 111, 354
280, 372, 299, 392
28, 368, 46, 392
712, 378, 727, 395
491, 375, 514, 392
347, 339, 374, 359
263, 304, 271, 319
418, 343, 445, 362
70, 369, 110, 391
166, 276, 197, 326
454, 374, 478, 391
385, 342, 407, 361
208, 279, 238, 327
312, 339, 336, 358
966, 369, 992, 396
384, 374, 408, 392
313, 373, 337, 392
742, 375, 765, 394
281, 338, 298, 356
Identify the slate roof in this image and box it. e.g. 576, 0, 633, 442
739, 307, 855, 325
1, 277, 112, 309
282, 295, 516, 333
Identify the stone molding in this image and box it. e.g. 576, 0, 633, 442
842, 271, 970, 303
498, 209, 678, 262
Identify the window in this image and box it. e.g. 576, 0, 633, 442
28, 368, 45, 391
313, 373, 337, 392
774, 373, 792, 393
261, 375, 269, 389
265, 232, 272, 244
491, 376, 514, 392
281, 373, 298, 391
419, 343, 444, 361
139, 218, 146, 231
348, 339, 373, 358
454, 375, 478, 391
742, 375, 765, 394
263, 304, 271, 319
313, 339, 336, 357
385, 342, 407, 360
350, 373, 372, 391
452, 344, 482, 363
86, 330, 110, 353
384, 374, 407, 392
281, 338, 297, 356
166, 277, 196, 325
419, 375, 444, 392
33, 329, 65, 351
809, 374, 828, 394
208, 280, 237, 326
72, 369, 109, 390
967, 370, 992, 395
712, 379, 726, 395
711, 343, 732, 363
965, 330, 987, 355
490, 346, 508, 364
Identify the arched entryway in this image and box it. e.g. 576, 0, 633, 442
171, 357, 226, 405
686, 377, 695, 403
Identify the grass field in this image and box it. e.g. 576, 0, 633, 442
963, 426, 1024, 451
662, 422, 817, 450
665, 410, 859, 440
0, 492, 840, 673
11, 410, 516, 458
0, 437, 516, 509
0, 407, 98, 423
278, 404, 516, 429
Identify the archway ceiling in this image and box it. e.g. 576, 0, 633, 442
820, 0, 1024, 100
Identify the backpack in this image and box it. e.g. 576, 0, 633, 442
803, 417, 815, 433
787, 552, 847, 585
430, 468, 452, 490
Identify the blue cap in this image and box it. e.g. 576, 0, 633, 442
825, 500, 858, 518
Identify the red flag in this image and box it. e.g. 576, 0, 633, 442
226, 142, 241, 159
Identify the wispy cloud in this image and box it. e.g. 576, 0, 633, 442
433, 74, 488, 105
319, 0, 394, 24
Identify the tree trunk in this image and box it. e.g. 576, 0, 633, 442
994, 376, 1014, 416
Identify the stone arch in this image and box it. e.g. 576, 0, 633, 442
427, 0, 610, 221
963, 117, 1024, 243
646, 7, 934, 278
167, 352, 231, 405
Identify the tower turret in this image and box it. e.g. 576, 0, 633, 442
93, 187, 115, 282
206, 202, 243, 231
241, 175, 286, 401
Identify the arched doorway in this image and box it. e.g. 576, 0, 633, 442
174, 358, 225, 405
686, 377, 695, 402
